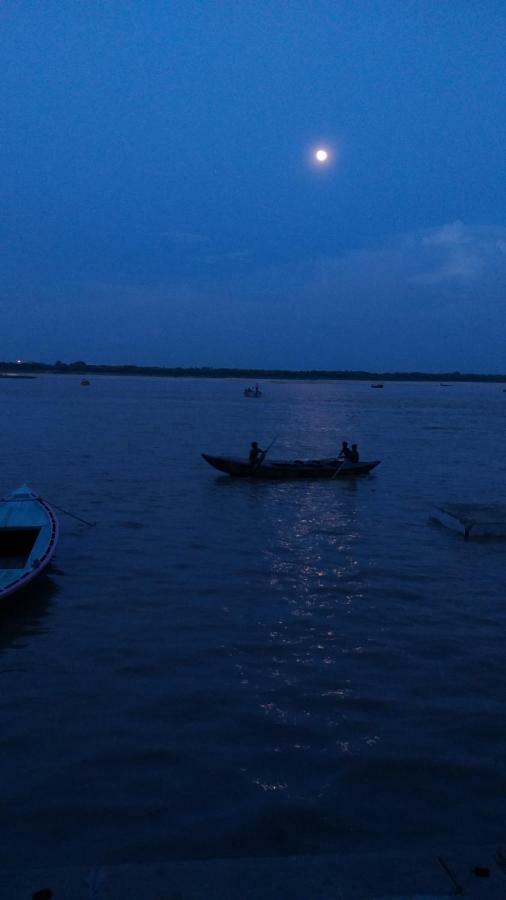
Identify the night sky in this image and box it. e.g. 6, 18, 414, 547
2, 1, 505, 370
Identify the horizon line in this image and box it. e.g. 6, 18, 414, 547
3, 361, 506, 383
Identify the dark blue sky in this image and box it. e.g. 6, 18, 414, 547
2, 1, 505, 370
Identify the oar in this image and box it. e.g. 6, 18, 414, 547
43, 499, 96, 527
331, 458, 345, 480
263, 434, 279, 460
260, 434, 279, 463
254, 434, 279, 470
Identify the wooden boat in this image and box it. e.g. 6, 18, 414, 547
0, 486, 58, 601
202, 454, 380, 479
81, 379, 91, 386
244, 384, 262, 397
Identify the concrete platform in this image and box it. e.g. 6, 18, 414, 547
4, 844, 506, 899
431, 503, 506, 538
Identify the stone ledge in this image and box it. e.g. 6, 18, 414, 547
3, 843, 506, 900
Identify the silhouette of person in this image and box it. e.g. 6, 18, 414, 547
249, 441, 265, 465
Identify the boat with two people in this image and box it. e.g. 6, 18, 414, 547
202, 453, 380, 479
244, 384, 262, 397
0, 485, 58, 601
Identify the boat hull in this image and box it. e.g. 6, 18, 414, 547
0, 486, 59, 601
202, 454, 380, 479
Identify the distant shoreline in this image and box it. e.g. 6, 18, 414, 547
3, 361, 506, 384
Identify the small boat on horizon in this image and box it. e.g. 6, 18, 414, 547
202, 454, 380, 479
81, 379, 91, 386
371, 383, 384, 389
244, 383, 262, 397
0, 486, 58, 601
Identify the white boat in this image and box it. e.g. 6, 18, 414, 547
431, 503, 506, 538
0, 485, 58, 600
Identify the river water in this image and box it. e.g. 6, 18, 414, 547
1, 374, 506, 868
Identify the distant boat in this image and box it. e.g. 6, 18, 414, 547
81, 379, 91, 386
202, 454, 380, 479
0, 486, 58, 601
439, 383, 452, 387
371, 383, 384, 389
244, 383, 262, 397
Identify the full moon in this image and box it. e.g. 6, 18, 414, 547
315, 149, 328, 163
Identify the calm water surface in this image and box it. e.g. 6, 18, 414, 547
1, 375, 506, 867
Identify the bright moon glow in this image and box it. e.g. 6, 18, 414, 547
315, 149, 328, 162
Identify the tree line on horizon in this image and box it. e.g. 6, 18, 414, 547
1, 360, 506, 383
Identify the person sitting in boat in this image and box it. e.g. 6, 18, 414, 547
349, 443, 360, 464
249, 441, 265, 465
338, 441, 353, 460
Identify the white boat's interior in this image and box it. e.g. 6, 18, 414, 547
0, 486, 56, 593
